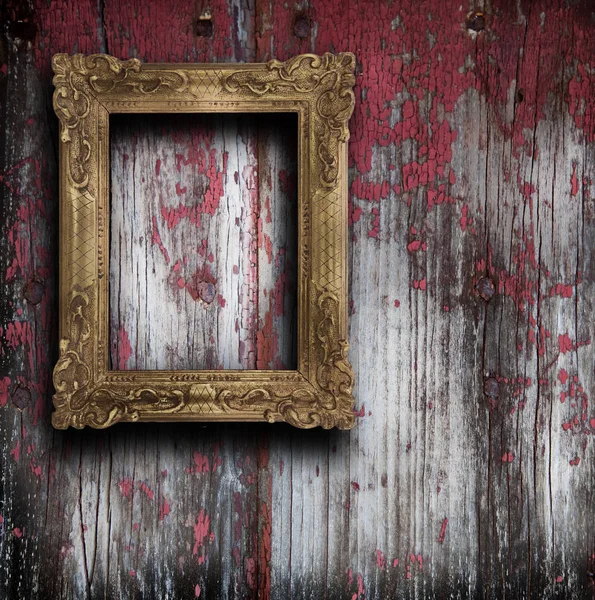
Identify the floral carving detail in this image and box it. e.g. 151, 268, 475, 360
314, 290, 355, 429
215, 288, 355, 430
224, 53, 355, 187
52, 53, 356, 430
52, 286, 185, 429
52, 54, 188, 189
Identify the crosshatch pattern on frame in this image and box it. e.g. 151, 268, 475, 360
52, 53, 357, 430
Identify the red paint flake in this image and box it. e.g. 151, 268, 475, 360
558, 333, 573, 354
438, 518, 448, 543
151, 216, 170, 264
549, 283, 573, 298
556, 575, 564, 583
192, 509, 211, 565
217, 294, 226, 308
394, 299, 400, 308
393, 559, 399, 568
368, 208, 380, 238
189, 452, 210, 474
413, 278, 427, 291
195, 584, 201, 598
351, 176, 390, 202
256, 307, 279, 370
558, 369, 569, 385
155, 159, 161, 176
232, 265, 239, 275
159, 499, 171, 521
116, 326, 132, 370
129, 570, 136, 578
354, 405, 365, 418
0, 376, 10, 407
30, 459, 42, 478
119, 478, 134, 499
348, 201, 361, 225
376, 549, 386, 570
407, 240, 422, 252
246, 557, 256, 590
501, 452, 514, 463
569, 456, 581, 467
351, 481, 360, 492
138, 482, 155, 501
459, 204, 470, 231
13, 528, 23, 538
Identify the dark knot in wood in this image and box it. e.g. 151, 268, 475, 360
475, 276, 495, 301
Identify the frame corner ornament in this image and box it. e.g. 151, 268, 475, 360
52, 52, 357, 430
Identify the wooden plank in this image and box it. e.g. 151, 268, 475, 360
1, 0, 594, 598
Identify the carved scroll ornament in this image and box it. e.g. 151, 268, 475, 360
52, 53, 356, 430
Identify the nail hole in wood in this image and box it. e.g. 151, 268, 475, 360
466, 11, 485, 33
293, 14, 311, 39
195, 11, 213, 38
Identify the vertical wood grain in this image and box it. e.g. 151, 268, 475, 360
1, 0, 594, 598
109, 113, 297, 370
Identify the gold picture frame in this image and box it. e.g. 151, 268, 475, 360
51, 53, 356, 430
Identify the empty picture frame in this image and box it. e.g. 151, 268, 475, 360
52, 52, 356, 430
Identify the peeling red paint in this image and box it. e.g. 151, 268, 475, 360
151, 215, 170, 264
118, 478, 134, 499
116, 326, 132, 370
138, 482, 155, 501
192, 509, 211, 565
438, 518, 448, 543
0, 377, 10, 407
159, 498, 171, 521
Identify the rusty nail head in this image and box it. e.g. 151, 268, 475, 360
195, 10, 213, 37
475, 276, 495, 301
11, 385, 31, 411
466, 11, 485, 32
483, 377, 500, 398
23, 279, 45, 305
294, 15, 311, 39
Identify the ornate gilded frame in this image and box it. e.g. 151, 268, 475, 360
52, 53, 356, 430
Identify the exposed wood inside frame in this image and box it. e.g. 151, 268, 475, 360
52, 53, 356, 430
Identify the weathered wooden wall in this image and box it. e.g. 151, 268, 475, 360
1, 1, 595, 598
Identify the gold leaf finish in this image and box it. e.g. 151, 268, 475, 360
52, 53, 356, 430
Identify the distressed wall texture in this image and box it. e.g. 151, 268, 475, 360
1, 0, 595, 598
